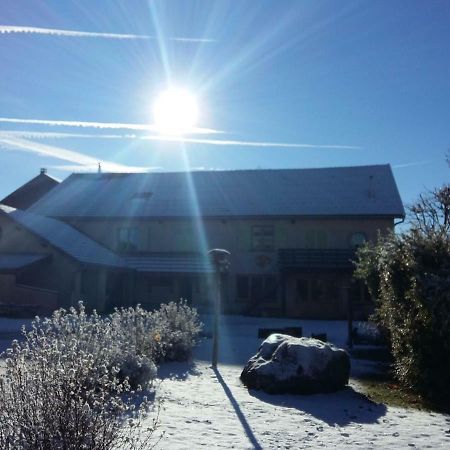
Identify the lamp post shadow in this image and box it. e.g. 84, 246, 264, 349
213, 367, 263, 450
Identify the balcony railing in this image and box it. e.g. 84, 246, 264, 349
278, 248, 355, 271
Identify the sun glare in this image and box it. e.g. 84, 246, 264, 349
153, 87, 199, 135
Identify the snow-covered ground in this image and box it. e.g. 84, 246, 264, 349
1, 315, 450, 449
151, 315, 450, 449
0, 317, 32, 353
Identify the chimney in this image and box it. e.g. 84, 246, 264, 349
40, 168, 47, 175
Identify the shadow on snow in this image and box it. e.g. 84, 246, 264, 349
248, 385, 387, 427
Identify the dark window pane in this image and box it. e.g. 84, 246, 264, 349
327, 280, 340, 300
316, 230, 328, 248
263, 276, 277, 301
311, 279, 327, 302
148, 276, 171, 292
296, 279, 309, 302
237, 276, 249, 300
349, 280, 362, 303
251, 277, 264, 301
350, 232, 367, 249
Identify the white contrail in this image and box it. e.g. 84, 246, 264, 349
0, 130, 362, 150
0, 117, 221, 135
0, 25, 215, 42
142, 135, 362, 149
0, 137, 150, 172
392, 160, 434, 169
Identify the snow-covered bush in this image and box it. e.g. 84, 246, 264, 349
109, 301, 202, 363
0, 338, 157, 450
151, 300, 203, 362
0, 300, 201, 448
109, 305, 161, 364
27, 302, 157, 390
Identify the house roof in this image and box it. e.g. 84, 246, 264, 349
0, 205, 124, 268
28, 165, 405, 219
0, 206, 216, 273
0, 253, 51, 273
1, 170, 60, 210
124, 254, 214, 273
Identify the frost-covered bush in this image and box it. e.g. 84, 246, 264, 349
109, 305, 161, 364
0, 300, 201, 448
27, 303, 157, 390
0, 339, 157, 450
151, 301, 203, 362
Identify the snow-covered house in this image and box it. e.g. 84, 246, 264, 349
0, 165, 404, 318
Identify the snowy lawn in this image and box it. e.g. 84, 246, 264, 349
151, 315, 450, 449
1, 315, 450, 448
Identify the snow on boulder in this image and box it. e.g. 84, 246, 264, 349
240, 334, 350, 394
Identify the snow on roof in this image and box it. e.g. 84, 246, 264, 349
28, 165, 405, 219
0, 205, 124, 268
0, 253, 50, 272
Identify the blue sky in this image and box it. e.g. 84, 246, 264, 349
0, 0, 449, 208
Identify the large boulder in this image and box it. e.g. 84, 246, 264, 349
240, 334, 350, 394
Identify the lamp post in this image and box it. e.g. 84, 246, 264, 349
208, 248, 231, 368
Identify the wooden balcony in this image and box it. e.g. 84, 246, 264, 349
278, 248, 355, 272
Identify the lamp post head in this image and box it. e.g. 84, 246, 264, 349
208, 248, 231, 273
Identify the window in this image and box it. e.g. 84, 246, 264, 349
117, 227, 139, 252
305, 230, 328, 249
296, 279, 309, 303
147, 276, 171, 293
263, 276, 278, 301
237, 276, 249, 300
311, 279, 327, 302
349, 232, 367, 248
175, 224, 195, 252
310, 278, 340, 302
251, 225, 274, 251
349, 279, 363, 303
327, 279, 340, 300
236, 275, 278, 303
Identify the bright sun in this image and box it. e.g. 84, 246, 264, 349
153, 87, 199, 135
